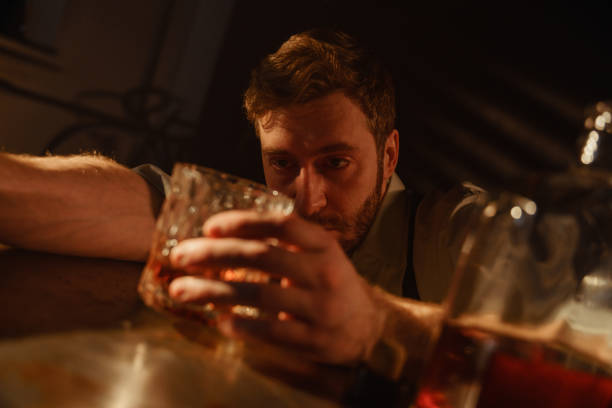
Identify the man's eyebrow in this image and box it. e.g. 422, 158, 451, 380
262, 143, 357, 156
315, 143, 358, 154
262, 148, 291, 156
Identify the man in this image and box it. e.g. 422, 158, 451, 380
0, 29, 477, 383
141, 29, 415, 298
160, 29, 481, 380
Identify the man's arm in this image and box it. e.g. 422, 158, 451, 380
0, 153, 161, 261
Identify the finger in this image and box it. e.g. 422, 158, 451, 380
168, 276, 318, 320
169, 237, 317, 286
203, 211, 333, 251
169, 275, 232, 301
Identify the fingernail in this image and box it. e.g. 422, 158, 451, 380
168, 281, 185, 300
205, 224, 222, 237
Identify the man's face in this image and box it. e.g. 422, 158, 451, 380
258, 91, 387, 253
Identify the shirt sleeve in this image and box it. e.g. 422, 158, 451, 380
132, 164, 172, 197
132, 164, 172, 218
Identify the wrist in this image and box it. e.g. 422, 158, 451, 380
363, 287, 444, 381
344, 286, 416, 407
362, 286, 406, 380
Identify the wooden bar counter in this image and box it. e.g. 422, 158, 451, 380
0, 248, 369, 407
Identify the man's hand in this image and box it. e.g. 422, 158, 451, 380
167, 210, 385, 365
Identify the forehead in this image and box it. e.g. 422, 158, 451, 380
258, 92, 374, 152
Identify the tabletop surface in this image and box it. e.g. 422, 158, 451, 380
0, 248, 361, 408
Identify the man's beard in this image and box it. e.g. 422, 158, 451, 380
304, 161, 385, 254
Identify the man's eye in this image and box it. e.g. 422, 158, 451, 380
326, 157, 349, 169
270, 158, 292, 170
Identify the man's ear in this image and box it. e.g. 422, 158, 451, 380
382, 130, 399, 181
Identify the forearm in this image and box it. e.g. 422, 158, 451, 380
0, 153, 161, 261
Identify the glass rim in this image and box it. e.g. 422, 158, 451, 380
171, 162, 289, 199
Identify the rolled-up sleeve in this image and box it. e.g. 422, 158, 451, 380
132, 164, 172, 197
132, 164, 172, 217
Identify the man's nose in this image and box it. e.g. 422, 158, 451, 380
293, 167, 327, 217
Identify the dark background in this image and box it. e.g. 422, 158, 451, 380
189, 1, 612, 193
3, 1, 612, 195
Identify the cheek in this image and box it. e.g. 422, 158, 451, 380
343, 161, 378, 190
325, 182, 368, 213
329, 168, 378, 210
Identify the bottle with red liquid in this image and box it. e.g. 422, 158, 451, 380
414, 101, 612, 408
415, 322, 612, 408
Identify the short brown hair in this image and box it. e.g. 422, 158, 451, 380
244, 29, 396, 151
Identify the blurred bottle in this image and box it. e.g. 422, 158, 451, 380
413, 100, 612, 408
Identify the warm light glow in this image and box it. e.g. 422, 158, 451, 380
524, 200, 537, 215
484, 203, 497, 217
603, 111, 612, 123
584, 141, 596, 154
108, 343, 149, 408
595, 115, 607, 130
583, 275, 609, 288
581, 130, 600, 165
510, 206, 523, 220
585, 117, 594, 129
231, 305, 260, 318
